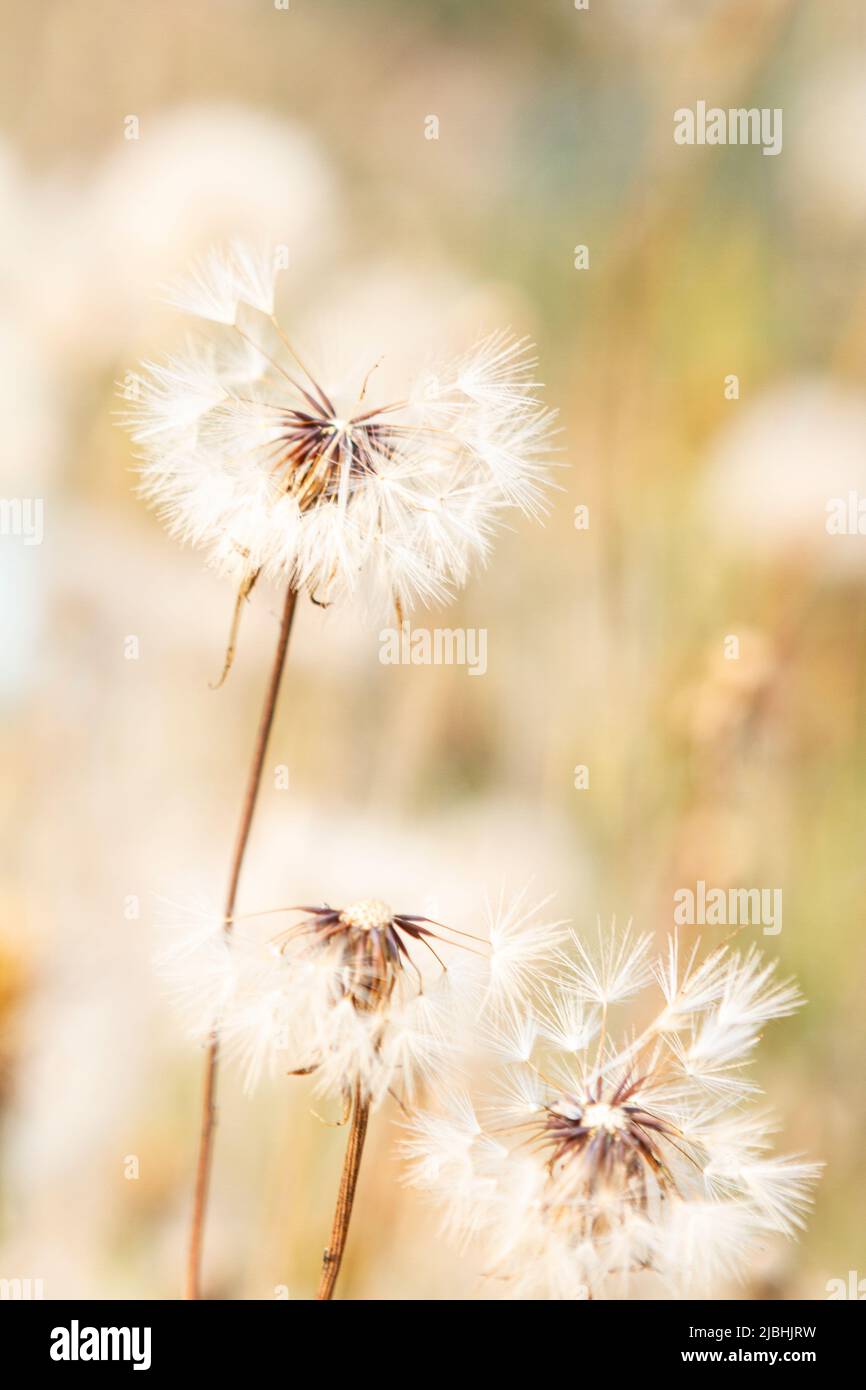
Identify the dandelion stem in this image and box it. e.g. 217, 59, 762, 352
316, 1080, 371, 1301
186, 579, 298, 1300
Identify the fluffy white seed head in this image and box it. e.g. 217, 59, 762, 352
157, 899, 484, 1109
405, 923, 820, 1300
123, 244, 560, 615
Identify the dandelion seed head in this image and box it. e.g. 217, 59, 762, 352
123, 243, 560, 616
406, 921, 820, 1299
162, 896, 477, 1108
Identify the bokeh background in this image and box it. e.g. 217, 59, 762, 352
1, 0, 865, 1299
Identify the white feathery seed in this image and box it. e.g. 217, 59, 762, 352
483, 885, 569, 1006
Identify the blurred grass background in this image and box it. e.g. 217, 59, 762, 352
1, 0, 865, 1297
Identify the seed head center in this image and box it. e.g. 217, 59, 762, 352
580, 1101, 628, 1135
340, 899, 394, 933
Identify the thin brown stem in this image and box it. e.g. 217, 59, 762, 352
315, 1080, 371, 1300
186, 580, 298, 1300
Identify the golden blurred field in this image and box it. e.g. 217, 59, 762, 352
1, 0, 865, 1298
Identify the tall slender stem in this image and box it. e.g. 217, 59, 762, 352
316, 1080, 371, 1300
186, 580, 298, 1300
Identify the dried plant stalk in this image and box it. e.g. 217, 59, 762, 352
316, 1080, 371, 1301
187, 581, 297, 1300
